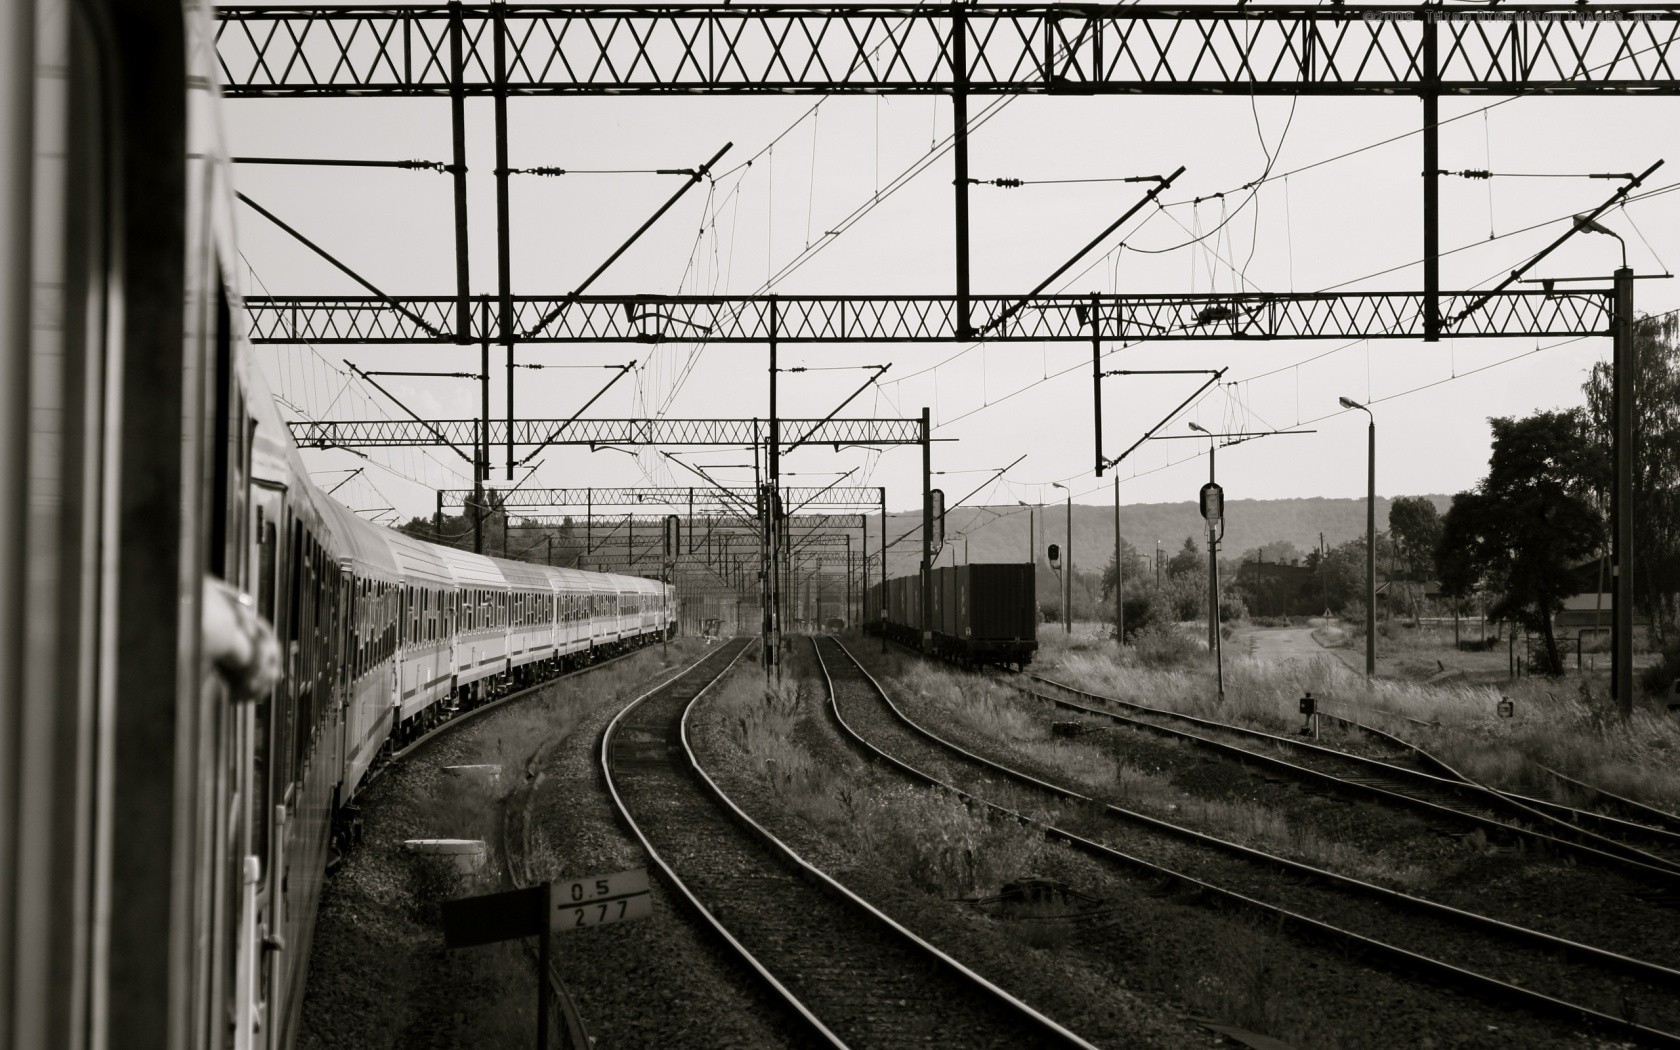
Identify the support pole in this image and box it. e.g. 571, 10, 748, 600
922, 407, 934, 651
1422, 20, 1440, 342
435, 490, 444, 545
952, 5, 971, 340
493, 3, 514, 479
1613, 265, 1635, 714
1092, 294, 1106, 476
1114, 476, 1123, 643
1064, 492, 1072, 635
845, 534, 852, 628
880, 487, 888, 653
1366, 419, 1377, 679
767, 301, 781, 678
1207, 445, 1218, 655
448, 1, 471, 343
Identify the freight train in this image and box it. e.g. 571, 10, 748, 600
1, 2, 674, 1048
868, 564, 1039, 669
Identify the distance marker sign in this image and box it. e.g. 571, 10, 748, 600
551, 868, 651, 932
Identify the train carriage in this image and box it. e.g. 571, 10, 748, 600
868, 564, 1038, 669
385, 530, 456, 738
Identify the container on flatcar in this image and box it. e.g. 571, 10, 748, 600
957, 563, 1036, 644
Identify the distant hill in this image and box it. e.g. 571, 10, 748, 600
865, 495, 1452, 577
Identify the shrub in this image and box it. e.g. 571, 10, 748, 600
1640, 640, 1680, 696
1133, 623, 1203, 668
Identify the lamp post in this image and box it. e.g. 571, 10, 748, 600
1113, 476, 1123, 645
1339, 396, 1377, 679
1051, 482, 1071, 634
1575, 214, 1635, 714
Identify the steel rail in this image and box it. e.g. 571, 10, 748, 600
601, 638, 1100, 1050
1021, 670, 1680, 880
1322, 709, 1680, 862
677, 654, 1100, 1049
815, 637, 1680, 1041
1539, 764, 1680, 837
600, 640, 847, 1046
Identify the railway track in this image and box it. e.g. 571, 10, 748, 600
493, 644, 722, 1050
1015, 669, 1680, 880
817, 637, 1680, 1047
601, 637, 1098, 1050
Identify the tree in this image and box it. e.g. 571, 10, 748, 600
1098, 537, 1143, 600
1388, 496, 1443, 623
1388, 497, 1442, 582
1584, 312, 1680, 641
1167, 536, 1203, 578
1435, 411, 1603, 674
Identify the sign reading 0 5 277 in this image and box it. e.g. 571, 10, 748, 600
551, 867, 652, 932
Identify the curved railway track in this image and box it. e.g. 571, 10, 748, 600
817, 637, 1680, 1047
1015, 669, 1680, 879
601, 637, 1098, 1050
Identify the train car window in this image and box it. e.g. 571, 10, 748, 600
208, 280, 233, 578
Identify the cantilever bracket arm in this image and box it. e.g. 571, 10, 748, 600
521, 142, 733, 340
342, 361, 474, 463
782, 365, 890, 455
977, 165, 1184, 338
1456, 159, 1662, 326
517, 361, 636, 466
1103, 367, 1226, 471
238, 193, 444, 338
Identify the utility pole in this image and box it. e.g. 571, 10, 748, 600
1613, 264, 1635, 714
921, 407, 934, 651
767, 301, 782, 680
1113, 475, 1123, 643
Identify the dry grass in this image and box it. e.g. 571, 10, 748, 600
1040, 637, 1680, 814
703, 652, 1044, 899
877, 657, 1429, 888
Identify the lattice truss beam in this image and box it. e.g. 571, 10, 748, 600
448, 486, 882, 509
246, 291, 1611, 344
292, 417, 921, 448
214, 5, 1680, 97
508, 513, 864, 531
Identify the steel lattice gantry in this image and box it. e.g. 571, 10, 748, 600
245, 290, 1613, 344
441, 485, 883, 508
214, 4, 1680, 97
290, 417, 922, 448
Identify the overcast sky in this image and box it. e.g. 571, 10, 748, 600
222, 10, 1680, 525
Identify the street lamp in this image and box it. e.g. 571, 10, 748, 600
1051, 482, 1072, 634
1573, 213, 1628, 268
1339, 395, 1377, 679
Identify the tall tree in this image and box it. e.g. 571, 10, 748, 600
1389, 495, 1443, 623
1167, 535, 1203, 578
1584, 311, 1680, 641
1435, 411, 1602, 674
1388, 497, 1443, 582
1098, 537, 1143, 600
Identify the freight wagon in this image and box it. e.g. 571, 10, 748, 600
868, 563, 1038, 668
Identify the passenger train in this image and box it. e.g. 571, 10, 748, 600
0, 1, 673, 1048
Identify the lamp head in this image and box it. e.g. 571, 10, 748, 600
1188, 421, 1209, 434
1573, 212, 1617, 238
1051, 482, 1067, 491
1338, 396, 1365, 411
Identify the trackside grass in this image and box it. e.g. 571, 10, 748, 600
870, 650, 1431, 888
1035, 628, 1680, 813
705, 649, 1044, 899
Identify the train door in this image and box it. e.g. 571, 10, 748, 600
248, 479, 287, 1047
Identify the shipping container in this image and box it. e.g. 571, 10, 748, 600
866, 562, 1037, 667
